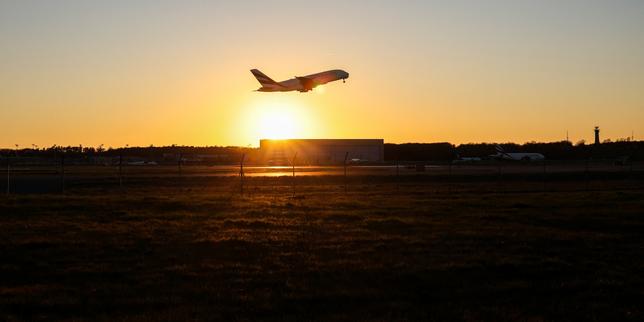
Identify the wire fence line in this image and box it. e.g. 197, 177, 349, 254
1, 156, 643, 195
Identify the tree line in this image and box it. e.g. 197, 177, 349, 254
1, 141, 643, 162
386, 141, 643, 161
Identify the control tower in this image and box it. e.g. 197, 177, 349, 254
594, 126, 600, 145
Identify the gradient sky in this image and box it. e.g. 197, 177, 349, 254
2, 0, 644, 148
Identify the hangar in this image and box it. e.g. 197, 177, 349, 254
259, 139, 384, 165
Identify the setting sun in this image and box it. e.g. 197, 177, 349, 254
258, 110, 297, 139
240, 96, 319, 142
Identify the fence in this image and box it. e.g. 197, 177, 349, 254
1, 156, 643, 195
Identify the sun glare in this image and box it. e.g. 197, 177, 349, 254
259, 111, 297, 139
243, 97, 315, 141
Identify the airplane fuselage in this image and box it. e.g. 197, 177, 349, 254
252, 69, 349, 92
491, 145, 545, 161
492, 152, 545, 161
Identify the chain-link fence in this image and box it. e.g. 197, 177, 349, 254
2, 156, 643, 195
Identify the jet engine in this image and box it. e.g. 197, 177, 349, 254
296, 77, 316, 92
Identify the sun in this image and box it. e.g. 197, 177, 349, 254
258, 111, 297, 139
242, 97, 315, 141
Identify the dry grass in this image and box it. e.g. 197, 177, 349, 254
1, 176, 643, 321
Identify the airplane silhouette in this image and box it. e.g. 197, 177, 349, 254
251, 69, 349, 92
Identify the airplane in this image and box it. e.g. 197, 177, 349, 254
491, 145, 545, 161
452, 153, 483, 164
251, 69, 349, 92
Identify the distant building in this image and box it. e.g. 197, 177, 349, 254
594, 126, 601, 145
259, 139, 384, 165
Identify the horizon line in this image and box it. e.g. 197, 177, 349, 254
2, 139, 641, 151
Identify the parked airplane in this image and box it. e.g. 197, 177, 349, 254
491, 145, 545, 161
452, 154, 483, 164
251, 69, 349, 92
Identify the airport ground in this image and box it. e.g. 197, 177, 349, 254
1, 166, 644, 321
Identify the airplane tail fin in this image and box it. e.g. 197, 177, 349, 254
251, 69, 278, 86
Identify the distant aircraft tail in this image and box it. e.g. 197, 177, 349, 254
495, 144, 512, 159
251, 69, 278, 86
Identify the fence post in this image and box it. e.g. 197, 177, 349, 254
119, 152, 123, 189
542, 159, 546, 192
5, 157, 9, 196
291, 152, 297, 197
496, 161, 503, 193
396, 156, 400, 193
344, 152, 349, 194
178, 152, 183, 177
396, 158, 400, 177
60, 153, 65, 194
448, 159, 453, 194
239, 153, 245, 196
585, 158, 590, 191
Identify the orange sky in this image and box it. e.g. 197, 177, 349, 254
1, 1, 643, 148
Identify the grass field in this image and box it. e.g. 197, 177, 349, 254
1, 173, 644, 321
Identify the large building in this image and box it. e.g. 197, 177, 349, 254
259, 139, 384, 165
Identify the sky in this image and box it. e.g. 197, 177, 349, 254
1, 0, 644, 148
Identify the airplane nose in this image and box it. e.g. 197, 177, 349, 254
336, 70, 349, 79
